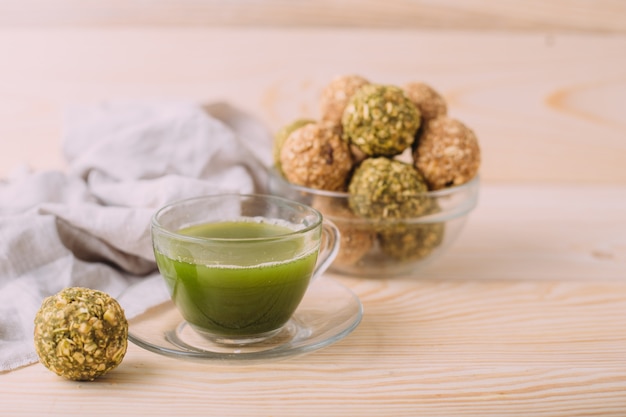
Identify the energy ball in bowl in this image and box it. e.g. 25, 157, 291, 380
378, 202, 446, 261
320, 74, 370, 125
342, 84, 421, 157
403, 82, 448, 122
312, 195, 376, 267
379, 222, 445, 261
33, 287, 128, 381
280, 122, 354, 191
414, 116, 481, 190
267, 165, 480, 277
348, 157, 430, 220
272, 118, 315, 174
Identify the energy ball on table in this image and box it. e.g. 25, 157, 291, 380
280, 122, 353, 191
33, 287, 128, 381
320, 74, 370, 125
312, 196, 376, 267
342, 84, 421, 157
403, 82, 448, 122
414, 116, 481, 190
272, 118, 315, 173
348, 157, 430, 220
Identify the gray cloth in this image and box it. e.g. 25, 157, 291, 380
0, 101, 272, 371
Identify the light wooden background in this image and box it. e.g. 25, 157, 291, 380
1, 31, 625, 184
1, 1, 625, 183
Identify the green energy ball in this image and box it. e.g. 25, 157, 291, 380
414, 116, 481, 190
320, 74, 370, 125
342, 84, 421, 157
280, 122, 354, 191
378, 200, 446, 261
348, 157, 429, 220
273, 118, 315, 173
403, 82, 448, 122
379, 221, 445, 261
34, 287, 128, 381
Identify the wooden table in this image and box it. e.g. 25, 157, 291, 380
2, 12, 626, 417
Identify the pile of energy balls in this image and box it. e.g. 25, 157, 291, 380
273, 74, 481, 268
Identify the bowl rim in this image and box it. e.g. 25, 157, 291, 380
268, 166, 480, 198
268, 166, 480, 224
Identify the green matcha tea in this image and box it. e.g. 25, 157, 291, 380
154, 220, 319, 337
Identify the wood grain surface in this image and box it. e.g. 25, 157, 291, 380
2, 183, 626, 416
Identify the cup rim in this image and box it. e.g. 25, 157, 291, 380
151, 193, 324, 243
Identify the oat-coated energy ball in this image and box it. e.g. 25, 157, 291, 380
378, 200, 445, 261
320, 74, 370, 125
272, 118, 315, 173
379, 222, 445, 261
280, 122, 353, 191
348, 157, 430, 220
403, 82, 448, 122
312, 196, 376, 266
414, 116, 481, 190
342, 84, 421, 157
33, 287, 128, 381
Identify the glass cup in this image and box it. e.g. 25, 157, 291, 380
151, 194, 339, 346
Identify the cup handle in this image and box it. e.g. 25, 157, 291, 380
312, 219, 340, 281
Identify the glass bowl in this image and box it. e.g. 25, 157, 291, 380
267, 167, 479, 277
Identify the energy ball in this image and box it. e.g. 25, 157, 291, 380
342, 84, 421, 157
280, 122, 353, 191
348, 157, 429, 220
34, 287, 128, 381
414, 116, 481, 190
378, 201, 445, 261
273, 118, 315, 173
320, 74, 370, 125
312, 196, 375, 266
379, 222, 445, 261
403, 82, 448, 122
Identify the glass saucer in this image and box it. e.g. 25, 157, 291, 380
122, 277, 362, 362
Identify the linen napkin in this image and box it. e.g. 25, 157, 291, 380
0, 101, 273, 371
